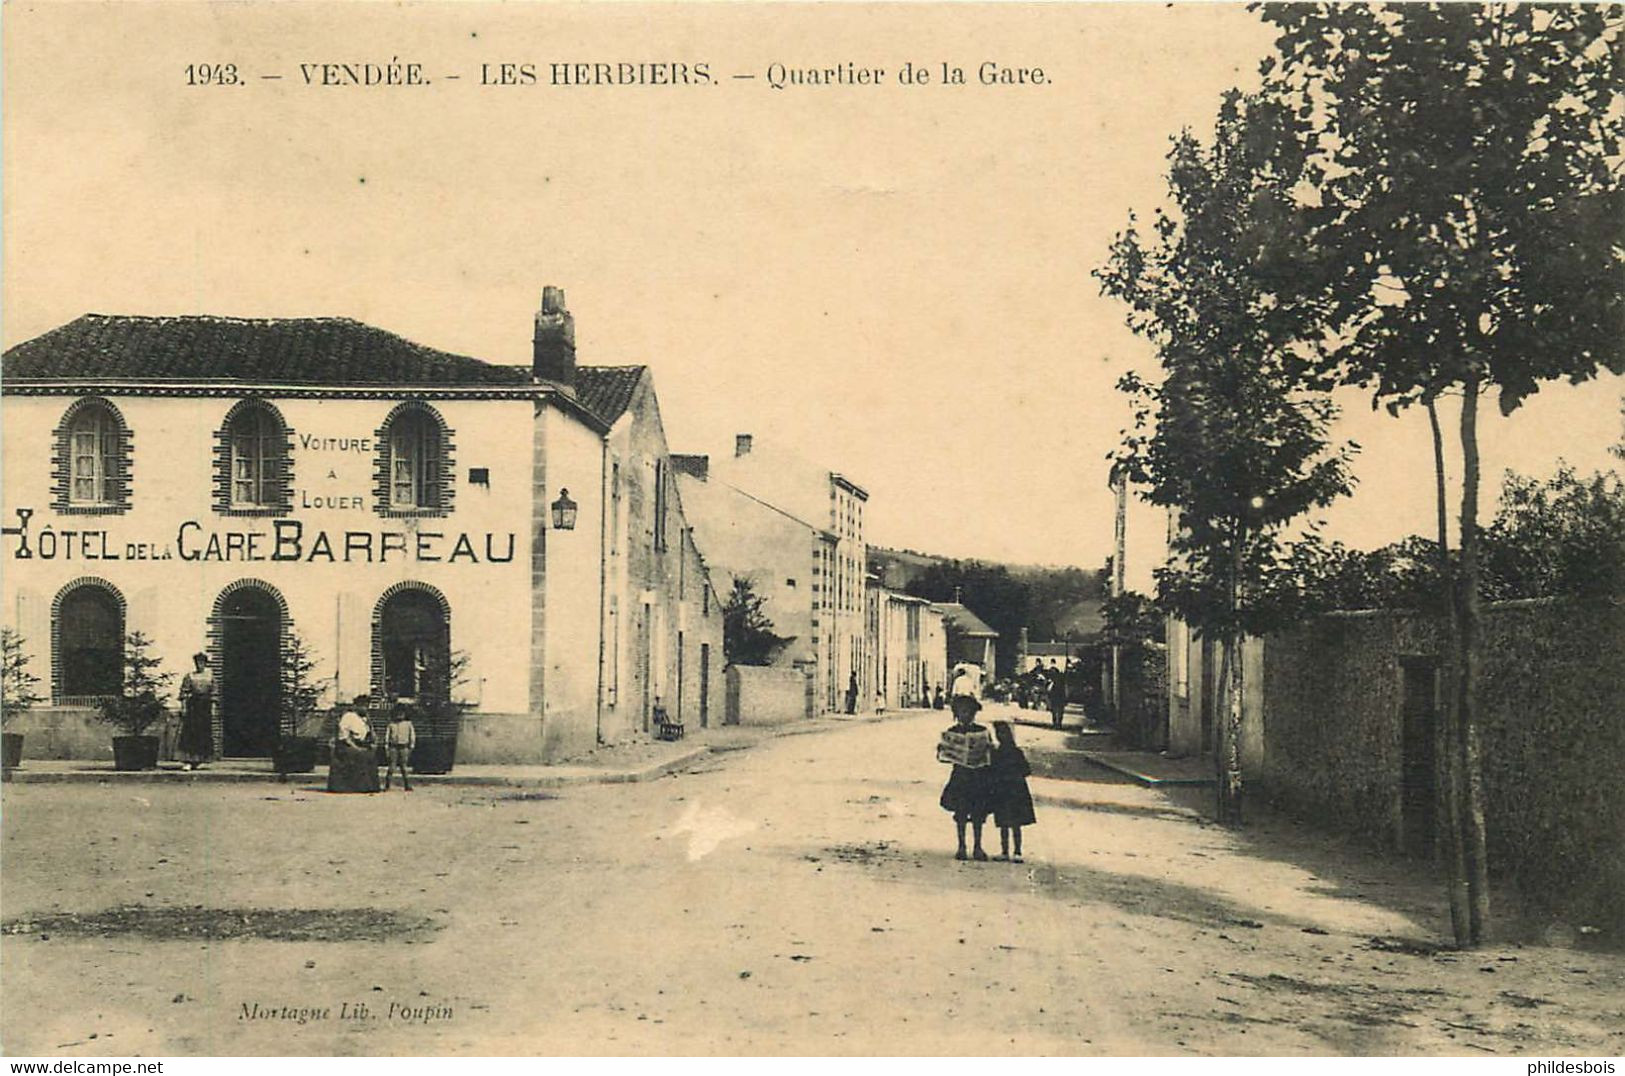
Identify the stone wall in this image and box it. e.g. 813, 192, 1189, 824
1259, 599, 1625, 929
726, 665, 811, 726
6, 706, 109, 760
1115, 642, 1169, 750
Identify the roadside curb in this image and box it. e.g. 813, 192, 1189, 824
0, 745, 714, 790
0, 713, 922, 789
1078, 751, 1215, 787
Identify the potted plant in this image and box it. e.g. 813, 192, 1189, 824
2, 627, 44, 772
273, 627, 324, 775
410, 649, 471, 775
96, 631, 174, 771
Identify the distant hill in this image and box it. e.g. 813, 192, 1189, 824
869, 545, 1109, 674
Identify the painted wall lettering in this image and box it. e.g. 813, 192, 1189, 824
297, 434, 374, 453
3, 508, 514, 566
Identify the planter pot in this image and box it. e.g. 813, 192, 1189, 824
2, 732, 23, 771
273, 737, 318, 774
410, 738, 457, 775
112, 735, 160, 771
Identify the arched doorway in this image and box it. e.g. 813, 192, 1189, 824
56, 581, 124, 701
376, 587, 449, 701
218, 584, 283, 757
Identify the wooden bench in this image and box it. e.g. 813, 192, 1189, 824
653, 706, 684, 741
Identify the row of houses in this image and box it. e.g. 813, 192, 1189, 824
0, 289, 954, 764
672, 435, 952, 721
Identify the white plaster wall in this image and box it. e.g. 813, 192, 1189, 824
538, 404, 605, 757
677, 475, 817, 665
922, 609, 948, 696
1, 394, 536, 716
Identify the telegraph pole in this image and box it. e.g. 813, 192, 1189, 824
1109, 462, 1128, 719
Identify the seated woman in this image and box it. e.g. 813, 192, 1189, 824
327, 701, 380, 793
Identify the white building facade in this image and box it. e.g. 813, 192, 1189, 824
1, 291, 719, 764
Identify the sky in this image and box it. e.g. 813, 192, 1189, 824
5, 2, 1620, 593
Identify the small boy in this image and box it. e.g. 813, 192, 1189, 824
384, 703, 416, 792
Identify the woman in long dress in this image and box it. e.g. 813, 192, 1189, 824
177, 652, 213, 770
327, 701, 380, 793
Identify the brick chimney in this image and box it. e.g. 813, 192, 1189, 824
533, 286, 576, 391
735, 434, 753, 458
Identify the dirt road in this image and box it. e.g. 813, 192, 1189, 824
2, 712, 1620, 1055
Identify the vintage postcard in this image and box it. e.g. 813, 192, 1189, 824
2, 0, 1621, 1060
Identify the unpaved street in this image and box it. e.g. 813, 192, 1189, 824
3, 712, 1621, 1056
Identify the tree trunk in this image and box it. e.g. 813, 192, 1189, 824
1215, 535, 1245, 827
1111, 470, 1128, 719
1224, 627, 1244, 826
1214, 637, 1232, 822
1428, 395, 1471, 948
1457, 375, 1492, 945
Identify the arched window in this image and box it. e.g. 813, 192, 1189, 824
374, 585, 451, 701
71, 406, 116, 504
214, 400, 292, 515
53, 399, 132, 514
390, 410, 439, 509
374, 403, 452, 516
231, 406, 277, 506
54, 580, 124, 701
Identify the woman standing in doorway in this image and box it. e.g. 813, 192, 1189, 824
177, 652, 213, 770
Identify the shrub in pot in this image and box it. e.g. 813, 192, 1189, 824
95, 631, 174, 771
2, 627, 44, 771
274, 627, 325, 775
408, 698, 461, 774
407, 648, 471, 775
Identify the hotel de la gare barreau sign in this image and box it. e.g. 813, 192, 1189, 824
6, 514, 519, 568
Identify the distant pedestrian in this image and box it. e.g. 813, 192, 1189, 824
938, 696, 994, 861
949, 664, 980, 723
177, 651, 213, 770
384, 703, 415, 792
1047, 664, 1068, 729
932, 685, 945, 710
845, 672, 859, 714
989, 721, 1036, 862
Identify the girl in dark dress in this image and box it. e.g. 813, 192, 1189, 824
990, 721, 1037, 862
939, 707, 995, 861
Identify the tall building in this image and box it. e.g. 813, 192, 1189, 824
702, 435, 872, 713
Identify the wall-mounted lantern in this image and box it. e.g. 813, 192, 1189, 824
550, 488, 578, 531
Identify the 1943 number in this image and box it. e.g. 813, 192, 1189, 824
185, 64, 242, 86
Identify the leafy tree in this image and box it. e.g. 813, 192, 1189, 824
1280, 455, 1624, 611
1100, 591, 1164, 648
1, 627, 44, 726
1260, 2, 1625, 945
95, 632, 175, 737
1482, 464, 1625, 601
722, 577, 791, 666
1281, 533, 1451, 614
1099, 90, 1357, 824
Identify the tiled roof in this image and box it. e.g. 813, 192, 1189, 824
2, 314, 531, 386
930, 602, 999, 638
575, 365, 645, 424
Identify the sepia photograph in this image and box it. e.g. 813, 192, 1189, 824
1, 0, 1622, 1060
